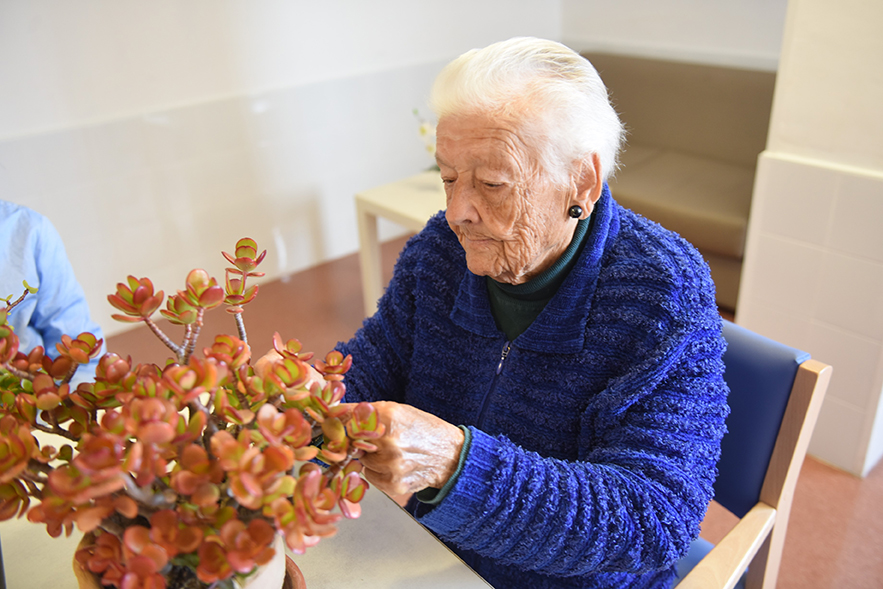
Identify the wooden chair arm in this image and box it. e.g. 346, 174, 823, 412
677, 503, 776, 589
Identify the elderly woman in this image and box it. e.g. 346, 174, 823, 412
339, 38, 729, 588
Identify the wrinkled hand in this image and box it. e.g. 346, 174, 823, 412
356, 401, 464, 496
253, 348, 324, 389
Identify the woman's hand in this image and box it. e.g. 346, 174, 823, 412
357, 401, 465, 496
253, 348, 283, 378
253, 348, 325, 390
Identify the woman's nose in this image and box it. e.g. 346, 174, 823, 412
445, 181, 480, 226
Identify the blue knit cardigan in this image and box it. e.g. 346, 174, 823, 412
337, 188, 730, 589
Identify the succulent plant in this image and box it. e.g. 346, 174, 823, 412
0, 238, 384, 589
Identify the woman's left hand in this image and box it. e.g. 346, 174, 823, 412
253, 348, 325, 390
356, 401, 465, 496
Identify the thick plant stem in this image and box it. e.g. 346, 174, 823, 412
234, 310, 248, 344
180, 324, 193, 362
21, 477, 42, 499
144, 317, 183, 359
61, 363, 79, 385
182, 309, 204, 364
189, 398, 220, 458
2, 363, 32, 382
188, 398, 213, 423
98, 518, 125, 537
321, 446, 366, 490
32, 421, 78, 441
122, 474, 174, 510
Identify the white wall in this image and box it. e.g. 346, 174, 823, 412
0, 0, 560, 337
0, 1, 560, 139
561, 0, 788, 71
737, 0, 883, 476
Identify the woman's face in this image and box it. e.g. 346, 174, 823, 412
436, 113, 578, 285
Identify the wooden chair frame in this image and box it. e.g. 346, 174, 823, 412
678, 358, 832, 589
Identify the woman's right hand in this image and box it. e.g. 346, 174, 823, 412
356, 401, 465, 497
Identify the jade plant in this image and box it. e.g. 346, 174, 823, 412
0, 238, 384, 588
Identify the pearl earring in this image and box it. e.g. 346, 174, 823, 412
568, 205, 583, 219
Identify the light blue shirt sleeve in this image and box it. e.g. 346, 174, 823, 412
1, 201, 105, 385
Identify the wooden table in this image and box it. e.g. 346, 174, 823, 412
355, 171, 446, 316
0, 490, 491, 589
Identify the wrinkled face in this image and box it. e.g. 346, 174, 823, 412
436, 113, 577, 285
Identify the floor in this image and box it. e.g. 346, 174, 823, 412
107, 235, 883, 588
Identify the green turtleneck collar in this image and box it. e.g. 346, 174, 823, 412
486, 216, 591, 340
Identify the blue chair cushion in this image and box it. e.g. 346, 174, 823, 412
715, 321, 810, 518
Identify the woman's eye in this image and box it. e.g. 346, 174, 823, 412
442, 177, 455, 185
483, 182, 503, 188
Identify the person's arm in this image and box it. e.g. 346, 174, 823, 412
29, 214, 105, 383
411, 315, 728, 577
335, 231, 427, 405
344, 299, 728, 578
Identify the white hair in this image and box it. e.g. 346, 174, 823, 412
430, 37, 624, 184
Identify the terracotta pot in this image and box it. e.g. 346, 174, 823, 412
74, 533, 306, 589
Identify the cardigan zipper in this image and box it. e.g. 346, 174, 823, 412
495, 342, 511, 375
477, 341, 510, 426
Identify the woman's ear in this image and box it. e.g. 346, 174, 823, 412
570, 153, 603, 218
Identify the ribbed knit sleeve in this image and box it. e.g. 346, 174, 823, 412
337, 216, 460, 404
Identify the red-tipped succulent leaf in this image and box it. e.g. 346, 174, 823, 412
181, 269, 225, 310
222, 237, 267, 276
107, 276, 164, 322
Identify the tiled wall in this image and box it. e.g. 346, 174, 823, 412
0, 62, 442, 337
738, 151, 883, 475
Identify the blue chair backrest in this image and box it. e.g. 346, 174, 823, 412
715, 321, 810, 518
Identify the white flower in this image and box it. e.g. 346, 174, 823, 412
413, 109, 438, 161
